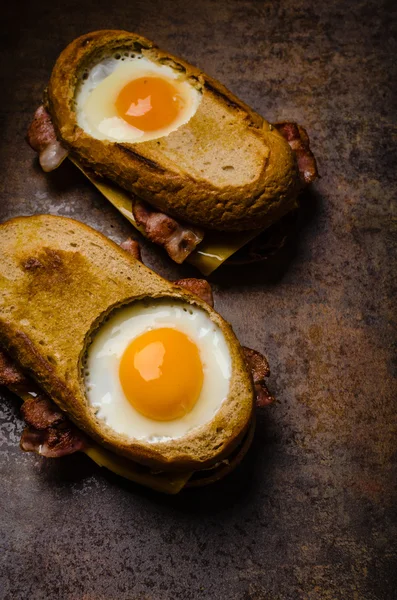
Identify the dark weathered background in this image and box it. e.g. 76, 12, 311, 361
1, 1, 396, 599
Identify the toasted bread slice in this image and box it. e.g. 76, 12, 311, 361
0, 215, 253, 471
46, 30, 300, 232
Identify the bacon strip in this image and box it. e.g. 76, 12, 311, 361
242, 347, 274, 407
133, 201, 204, 264
120, 237, 142, 261
20, 395, 65, 429
0, 349, 29, 386
274, 122, 318, 185
20, 424, 87, 458
0, 349, 87, 458
19, 395, 87, 457
26, 105, 69, 172
174, 278, 214, 307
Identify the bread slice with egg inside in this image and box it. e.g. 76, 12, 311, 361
0, 215, 254, 472
46, 30, 300, 232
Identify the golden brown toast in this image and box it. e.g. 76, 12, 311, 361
0, 215, 254, 471
46, 30, 300, 232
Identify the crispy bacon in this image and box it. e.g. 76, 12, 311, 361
0, 347, 87, 458
20, 425, 87, 458
120, 237, 142, 261
242, 347, 274, 407
133, 200, 204, 264
20, 395, 87, 457
174, 278, 214, 307
26, 105, 69, 172
274, 122, 318, 185
254, 384, 275, 407
20, 395, 64, 429
0, 349, 29, 386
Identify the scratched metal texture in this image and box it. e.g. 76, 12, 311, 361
0, 1, 396, 599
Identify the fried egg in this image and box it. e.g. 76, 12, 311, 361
75, 53, 202, 142
84, 299, 231, 442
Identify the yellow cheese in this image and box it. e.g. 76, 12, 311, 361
85, 446, 192, 494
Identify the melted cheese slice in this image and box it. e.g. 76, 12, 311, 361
85, 446, 192, 494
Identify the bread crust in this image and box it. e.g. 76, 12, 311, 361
0, 215, 254, 471
47, 30, 300, 232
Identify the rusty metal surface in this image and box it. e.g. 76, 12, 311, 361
1, 1, 396, 598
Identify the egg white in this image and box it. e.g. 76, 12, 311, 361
84, 300, 231, 443
75, 54, 202, 142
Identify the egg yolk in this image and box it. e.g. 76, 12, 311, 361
119, 327, 203, 421
115, 76, 184, 132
